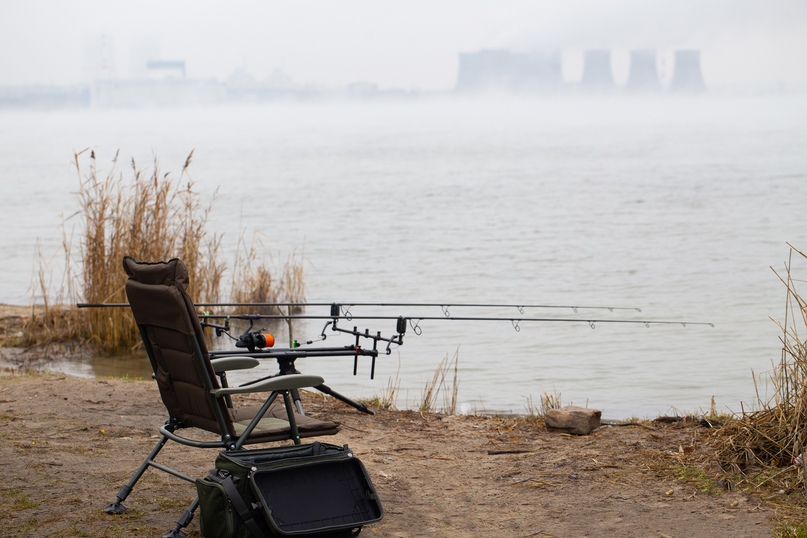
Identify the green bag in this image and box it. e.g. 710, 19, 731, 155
196, 466, 266, 538
195, 442, 383, 537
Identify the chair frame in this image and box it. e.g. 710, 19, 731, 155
105, 257, 337, 538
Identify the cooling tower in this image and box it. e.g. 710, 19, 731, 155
455, 49, 562, 93
668, 50, 706, 92
580, 50, 615, 92
625, 50, 661, 92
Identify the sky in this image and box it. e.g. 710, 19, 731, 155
0, 1, 805, 92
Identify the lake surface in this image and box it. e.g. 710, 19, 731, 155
1, 94, 806, 418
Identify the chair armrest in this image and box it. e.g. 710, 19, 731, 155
210, 374, 325, 396
210, 356, 260, 373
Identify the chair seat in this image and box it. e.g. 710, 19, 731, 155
231, 417, 289, 435
230, 401, 341, 439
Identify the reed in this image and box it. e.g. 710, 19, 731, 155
380, 366, 402, 410
419, 349, 460, 415
362, 356, 401, 411
710, 244, 807, 496
229, 237, 305, 314
21, 150, 302, 354
227, 234, 306, 345
524, 389, 562, 419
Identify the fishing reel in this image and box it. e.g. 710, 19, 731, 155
235, 317, 275, 352
199, 314, 274, 351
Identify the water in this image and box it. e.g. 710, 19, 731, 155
1, 94, 806, 419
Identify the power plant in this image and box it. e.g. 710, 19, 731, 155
454, 48, 706, 94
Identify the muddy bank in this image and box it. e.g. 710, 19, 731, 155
0, 371, 775, 537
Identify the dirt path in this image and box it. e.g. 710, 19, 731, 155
0, 371, 776, 537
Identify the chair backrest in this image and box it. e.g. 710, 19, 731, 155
123, 256, 231, 435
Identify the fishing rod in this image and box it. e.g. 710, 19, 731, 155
77, 300, 712, 341
195, 304, 712, 386
197, 302, 645, 316
199, 312, 713, 330
77, 300, 712, 377
74, 299, 714, 412
77, 301, 644, 315
200, 304, 712, 356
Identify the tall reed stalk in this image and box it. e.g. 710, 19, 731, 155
419, 349, 460, 415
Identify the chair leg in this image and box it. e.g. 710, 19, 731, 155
283, 391, 302, 445
162, 497, 199, 538
104, 434, 169, 515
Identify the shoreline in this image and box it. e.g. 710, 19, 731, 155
1, 304, 725, 421
0, 347, 703, 423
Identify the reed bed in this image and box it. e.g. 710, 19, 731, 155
20, 150, 303, 354
709, 244, 807, 497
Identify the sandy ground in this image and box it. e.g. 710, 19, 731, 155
0, 369, 778, 538
0, 306, 788, 536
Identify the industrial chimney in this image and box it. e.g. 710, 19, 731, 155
625, 50, 661, 92
668, 50, 706, 92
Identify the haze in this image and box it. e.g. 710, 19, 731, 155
0, 0, 805, 93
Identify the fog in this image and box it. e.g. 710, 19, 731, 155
1, 0, 805, 92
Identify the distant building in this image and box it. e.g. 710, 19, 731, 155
668, 50, 706, 92
90, 57, 229, 107
579, 50, 615, 92
455, 49, 562, 93
146, 60, 186, 80
0, 86, 91, 109
224, 68, 324, 102
93, 78, 224, 107
625, 50, 661, 92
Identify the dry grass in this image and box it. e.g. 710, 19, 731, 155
362, 356, 402, 411
524, 388, 562, 419
707, 244, 807, 530
19, 149, 302, 354
228, 234, 306, 345
419, 349, 460, 415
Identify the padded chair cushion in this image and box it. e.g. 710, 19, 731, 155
123, 257, 190, 289
123, 257, 232, 433
231, 401, 340, 437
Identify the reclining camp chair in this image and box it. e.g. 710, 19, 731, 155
105, 257, 340, 537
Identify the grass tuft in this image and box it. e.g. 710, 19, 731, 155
524, 388, 562, 419
704, 244, 807, 534
363, 356, 401, 411
709, 244, 807, 495
419, 348, 460, 415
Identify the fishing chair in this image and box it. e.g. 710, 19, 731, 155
105, 256, 340, 538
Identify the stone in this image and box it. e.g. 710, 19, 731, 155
545, 406, 602, 435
